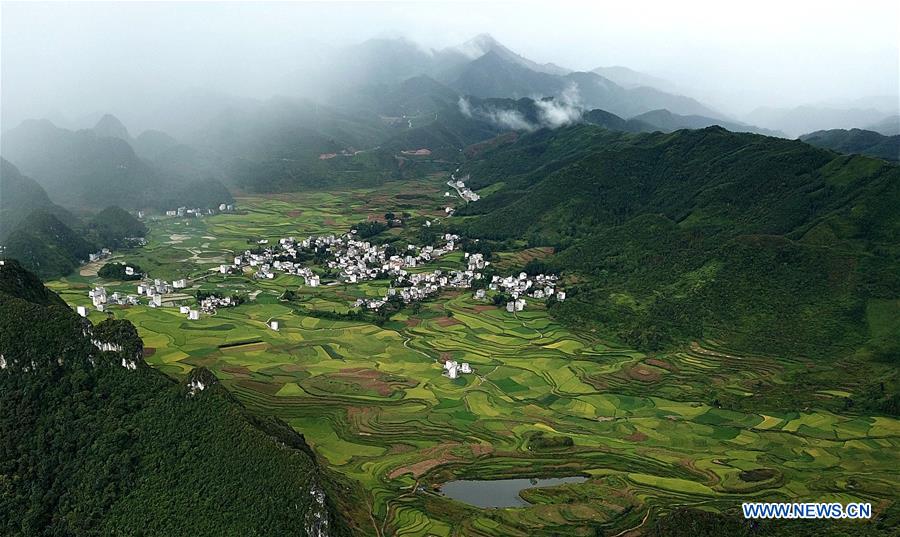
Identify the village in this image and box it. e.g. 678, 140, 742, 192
82, 224, 566, 329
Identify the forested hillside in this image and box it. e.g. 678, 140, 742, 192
800, 128, 899, 162
0, 260, 357, 537
0, 160, 148, 279
456, 126, 900, 364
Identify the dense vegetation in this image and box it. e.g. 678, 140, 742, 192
1, 211, 97, 279
85, 206, 148, 247
0, 260, 354, 536
800, 128, 899, 162
1, 160, 149, 279
98, 262, 143, 280
456, 126, 900, 364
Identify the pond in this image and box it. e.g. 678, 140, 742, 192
438, 476, 587, 508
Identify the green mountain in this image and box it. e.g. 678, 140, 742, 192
450, 48, 721, 119
1, 210, 97, 279
0, 259, 355, 536
0, 158, 76, 238
456, 126, 900, 363
581, 109, 654, 132
633, 108, 783, 137
800, 128, 899, 162
0, 119, 163, 209
0, 159, 153, 279
85, 206, 148, 248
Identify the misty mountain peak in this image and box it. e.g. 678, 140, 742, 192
455, 33, 502, 59
93, 113, 130, 140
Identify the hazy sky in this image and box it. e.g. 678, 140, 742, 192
2, 0, 898, 130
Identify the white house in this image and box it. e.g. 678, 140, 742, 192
179, 306, 190, 314
188, 310, 200, 320
269, 320, 280, 331
460, 363, 472, 374
444, 360, 459, 379
151, 294, 162, 307
173, 279, 187, 289
125, 266, 135, 276
76, 306, 88, 317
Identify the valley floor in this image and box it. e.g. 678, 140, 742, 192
48, 178, 900, 536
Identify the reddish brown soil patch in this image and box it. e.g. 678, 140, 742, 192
222, 365, 251, 375
439, 352, 452, 362
626, 366, 662, 382
220, 342, 268, 353
388, 442, 464, 479
287, 210, 303, 217
404, 318, 421, 327
327, 368, 414, 397
472, 305, 496, 312
388, 443, 416, 455
625, 431, 649, 442
645, 358, 678, 372
435, 317, 462, 327
281, 364, 306, 372
142, 347, 156, 357
237, 379, 282, 395
323, 218, 338, 226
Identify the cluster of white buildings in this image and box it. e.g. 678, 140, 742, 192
88, 248, 112, 263
443, 359, 473, 379
446, 175, 480, 203
198, 294, 237, 314
84, 286, 140, 313
491, 272, 565, 299
164, 203, 234, 218
221, 232, 462, 288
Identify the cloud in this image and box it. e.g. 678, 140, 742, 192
461, 86, 584, 133
535, 83, 582, 128
457, 96, 473, 118
484, 108, 536, 132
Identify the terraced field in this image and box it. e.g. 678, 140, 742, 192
48, 180, 900, 536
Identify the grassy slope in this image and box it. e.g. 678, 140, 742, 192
456, 126, 900, 363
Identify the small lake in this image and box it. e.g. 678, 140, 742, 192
439, 476, 587, 508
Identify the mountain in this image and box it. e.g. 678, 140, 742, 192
451, 50, 566, 101
446, 33, 571, 76
0, 158, 76, 237
745, 105, 890, 138
450, 49, 722, 119
633, 109, 784, 137
456, 125, 900, 361
131, 129, 181, 161
800, 128, 899, 162
1, 210, 97, 279
592, 65, 672, 90
285, 34, 721, 121
85, 206, 148, 248
92, 113, 131, 140
867, 115, 900, 136
0, 259, 355, 536
0, 119, 163, 209
581, 108, 654, 132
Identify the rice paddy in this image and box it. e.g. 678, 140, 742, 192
48, 179, 900, 536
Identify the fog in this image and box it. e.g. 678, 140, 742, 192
2, 0, 898, 133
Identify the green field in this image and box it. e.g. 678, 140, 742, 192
48, 179, 900, 536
